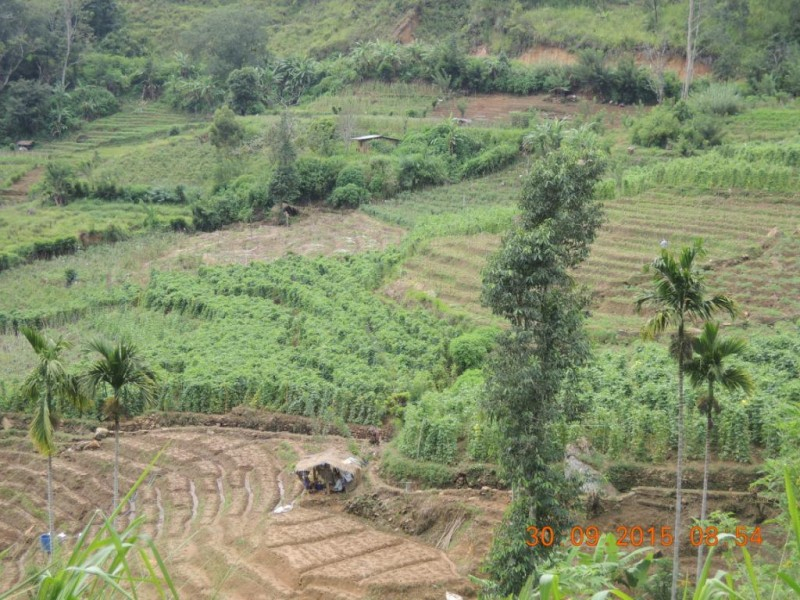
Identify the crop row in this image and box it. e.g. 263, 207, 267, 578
135, 253, 457, 424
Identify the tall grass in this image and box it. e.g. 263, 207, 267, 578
620, 152, 799, 195
690, 82, 744, 116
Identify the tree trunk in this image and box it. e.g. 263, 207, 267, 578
695, 385, 713, 581
113, 413, 120, 518
682, 0, 696, 99
670, 323, 686, 600
47, 454, 54, 547
60, 0, 75, 90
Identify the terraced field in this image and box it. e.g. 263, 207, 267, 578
0, 427, 468, 599
386, 187, 800, 336
37, 103, 207, 155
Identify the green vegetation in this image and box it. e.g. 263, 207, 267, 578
635, 240, 737, 598
19, 327, 88, 543
685, 322, 753, 580
0, 0, 799, 596
84, 338, 157, 510
481, 145, 606, 594
140, 253, 454, 423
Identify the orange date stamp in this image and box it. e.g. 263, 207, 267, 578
525, 525, 763, 548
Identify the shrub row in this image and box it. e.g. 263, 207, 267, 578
140, 253, 456, 424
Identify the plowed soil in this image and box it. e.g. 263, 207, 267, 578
0, 425, 471, 599
157, 210, 405, 269
432, 93, 638, 128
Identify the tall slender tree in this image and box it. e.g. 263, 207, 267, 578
635, 240, 736, 600
84, 339, 157, 515
481, 145, 606, 593
20, 327, 88, 545
685, 321, 753, 580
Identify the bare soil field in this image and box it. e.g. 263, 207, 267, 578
0, 416, 783, 597
432, 93, 639, 128
0, 424, 472, 599
513, 44, 712, 79
156, 210, 406, 270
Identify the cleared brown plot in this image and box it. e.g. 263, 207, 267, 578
432, 93, 639, 126
157, 210, 406, 269
0, 427, 468, 600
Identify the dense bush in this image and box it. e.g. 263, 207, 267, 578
570, 335, 799, 464
191, 189, 251, 232
398, 370, 488, 464
631, 101, 724, 153
165, 76, 223, 114
328, 183, 369, 208
396, 154, 449, 190
461, 143, 519, 178
449, 328, 498, 373
335, 164, 367, 189
0, 80, 54, 139
268, 164, 301, 206
365, 156, 398, 199
631, 105, 682, 148
379, 448, 456, 488
690, 82, 744, 116
31, 237, 80, 260
85, 181, 192, 204
68, 86, 120, 121
296, 156, 342, 202
209, 105, 244, 149
226, 67, 273, 115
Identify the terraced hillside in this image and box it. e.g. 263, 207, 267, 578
385, 186, 800, 336
0, 426, 470, 599
37, 103, 207, 155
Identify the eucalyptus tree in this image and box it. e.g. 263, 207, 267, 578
686, 321, 753, 580
635, 240, 736, 600
84, 339, 157, 513
20, 326, 88, 544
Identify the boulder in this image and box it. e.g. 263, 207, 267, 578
77, 440, 101, 451
94, 427, 110, 440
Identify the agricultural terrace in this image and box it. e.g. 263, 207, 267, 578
1, 79, 799, 599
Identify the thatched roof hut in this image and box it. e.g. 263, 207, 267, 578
295, 451, 364, 493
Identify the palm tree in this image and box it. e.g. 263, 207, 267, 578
685, 321, 753, 580
84, 339, 157, 514
20, 327, 88, 546
634, 240, 736, 600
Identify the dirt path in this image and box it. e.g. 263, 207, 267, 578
0, 167, 42, 205
0, 426, 470, 599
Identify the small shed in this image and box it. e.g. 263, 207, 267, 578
351, 134, 401, 153
16, 140, 35, 152
295, 451, 364, 493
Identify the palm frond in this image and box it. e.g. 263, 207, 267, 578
686, 321, 753, 402
29, 400, 55, 456
20, 326, 50, 355
86, 339, 158, 416
704, 294, 738, 321
641, 310, 674, 339
720, 366, 754, 395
